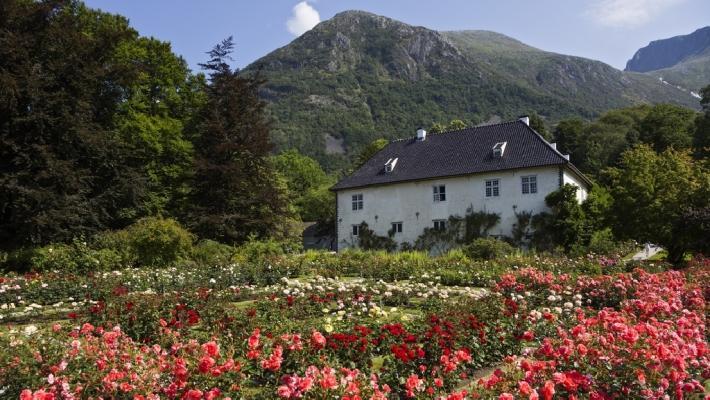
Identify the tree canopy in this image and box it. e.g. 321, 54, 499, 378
0, 1, 147, 248
603, 145, 709, 264
272, 150, 335, 225
552, 104, 701, 176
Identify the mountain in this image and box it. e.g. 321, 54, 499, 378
244, 11, 699, 169
626, 27, 710, 93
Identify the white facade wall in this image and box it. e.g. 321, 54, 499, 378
336, 165, 584, 251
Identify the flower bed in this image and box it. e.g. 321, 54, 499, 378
0, 256, 706, 399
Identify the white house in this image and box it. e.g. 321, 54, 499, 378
330, 117, 592, 251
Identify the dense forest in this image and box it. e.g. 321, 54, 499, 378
0, 0, 708, 267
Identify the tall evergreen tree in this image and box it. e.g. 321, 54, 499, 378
0, 0, 147, 248
188, 38, 295, 244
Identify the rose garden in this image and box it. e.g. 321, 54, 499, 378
1, 250, 707, 399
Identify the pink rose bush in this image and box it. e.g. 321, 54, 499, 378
474, 269, 709, 399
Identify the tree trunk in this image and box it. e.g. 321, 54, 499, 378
666, 245, 686, 269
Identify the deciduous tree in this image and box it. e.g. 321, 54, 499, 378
0, 0, 147, 248
604, 145, 709, 265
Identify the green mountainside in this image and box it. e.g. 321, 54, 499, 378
645, 48, 710, 94
244, 10, 699, 169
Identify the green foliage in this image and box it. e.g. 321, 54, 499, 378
532, 185, 586, 252
112, 36, 204, 217
585, 228, 618, 256
192, 240, 236, 267
356, 222, 397, 252
570, 105, 651, 175
528, 183, 620, 258
553, 118, 585, 155
693, 84, 710, 158
124, 217, 194, 267
414, 209, 501, 253
233, 237, 303, 264
272, 150, 336, 224
0, 1, 151, 248
604, 145, 709, 265
581, 185, 613, 233
429, 122, 446, 134
638, 104, 696, 152
272, 150, 331, 195
462, 237, 515, 260
461, 210, 501, 242
187, 38, 297, 244
353, 138, 389, 170
447, 119, 467, 131
9, 239, 123, 273
511, 210, 533, 247
299, 185, 336, 226
528, 113, 552, 141
554, 103, 699, 177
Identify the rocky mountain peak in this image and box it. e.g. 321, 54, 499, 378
254, 10, 465, 81
626, 26, 710, 72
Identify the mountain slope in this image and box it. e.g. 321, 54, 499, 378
442, 30, 696, 111
626, 27, 710, 92
245, 11, 699, 169
626, 27, 710, 72
645, 48, 710, 94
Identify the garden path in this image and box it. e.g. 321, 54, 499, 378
631, 244, 662, 260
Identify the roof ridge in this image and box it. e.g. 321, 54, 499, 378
387, 119, 523, 142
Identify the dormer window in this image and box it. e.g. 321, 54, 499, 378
384, 158, 398, 173
492, 142, 507, 158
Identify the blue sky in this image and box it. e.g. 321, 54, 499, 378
85, 0, 709, 72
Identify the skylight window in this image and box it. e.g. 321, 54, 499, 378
384, 157, 398, 173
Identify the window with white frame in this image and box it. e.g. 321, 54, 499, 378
521, 175, 537, 194
485, 179, 500, 197
351, 194, 363, 210
391, 222, 403, 234
433, 185, 446, 202
352, 225, 361, 236
433, 220, 447, 231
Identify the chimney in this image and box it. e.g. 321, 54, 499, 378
416, 127, 427, 141
551, 143, 557, 150
518, 116, 530, 126
563, 154, 570, 160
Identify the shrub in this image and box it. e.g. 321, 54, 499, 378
586, 228, 617, 255
27, 239, 124, 273
233, 237, 302, 263
92, 228, 137, 266
357, 222, 397, 252
192, 240, 235, 266
439, 248, 471, 264
0, 247, 36, 273
463, 237, 515, 260
414, 209, 501, 254
124, 217, 194, 267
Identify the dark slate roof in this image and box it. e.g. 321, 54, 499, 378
332, 120, 591, 191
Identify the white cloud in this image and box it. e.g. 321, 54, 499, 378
586, 0, 685, 28
286, 1, 321, 36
